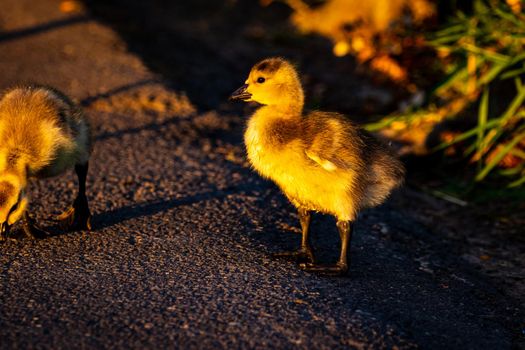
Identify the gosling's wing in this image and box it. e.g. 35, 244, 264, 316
304, 113, 364, 172
305, 139, 354, 172
305, 149, 341, 171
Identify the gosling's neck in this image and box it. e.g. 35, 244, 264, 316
256, 91, 305, 119
258, 102, 302, 117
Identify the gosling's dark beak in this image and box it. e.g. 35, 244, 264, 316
1, 222, 10, 235
229, 84, 252, 101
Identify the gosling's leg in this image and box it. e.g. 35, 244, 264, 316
272, 208, 315, 264
0, 224, 8, 241
300, 220, 353, 276
22, 212, 48, 239
57, 162, 92, 231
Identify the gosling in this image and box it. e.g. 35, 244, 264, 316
0, 85, 92, 240
230, 57, 405, 275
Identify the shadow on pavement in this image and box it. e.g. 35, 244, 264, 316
92, 184, 260, 230
0, 15, 91, 42
80, 78, 163, 107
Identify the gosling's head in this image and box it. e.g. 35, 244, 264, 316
0, 175, 28, 235
230, 57, 304, 112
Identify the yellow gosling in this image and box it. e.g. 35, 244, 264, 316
0, 85, 92, 240
230, 57, 405, 275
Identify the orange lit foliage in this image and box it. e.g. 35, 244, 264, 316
59, 0, 84, 13
506, 0, 522, 13
372, 0, 525, 185
263, 0, 435, 82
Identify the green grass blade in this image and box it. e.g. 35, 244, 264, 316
510, 148, 525, 159
428, 34, 466, 46
499, 164, 524, 176
433, 67, 468, 96
500, 66, 525, 80
433, 129, 477, 151
476, 130, 525, 181
464, 142, 477, 156
493, 7, 525, 29
509, 52, 525, 65
433, 23, 466, 37
500, 83, 525, 125
509, 174, 525, 187
365, 116, 398, 132
432, 118, 501, 152
479, 63, 509, 86
434, 56, 487, 96
515, 77, 523, 91
476, 87, 489, 155
463, 44, 510, 64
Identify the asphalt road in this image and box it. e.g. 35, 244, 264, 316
0, 1, 523, 349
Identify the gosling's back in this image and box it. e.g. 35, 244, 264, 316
0, 85, 91, 177
304, 111, 405, 210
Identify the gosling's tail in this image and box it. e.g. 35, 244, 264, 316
362, 151, 405, 208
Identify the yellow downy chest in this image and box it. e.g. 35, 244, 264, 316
244, 115, 296, 181
244, 115, 340, 211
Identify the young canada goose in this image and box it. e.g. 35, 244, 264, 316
230, 58, 405, 275
0, 85, 92, 240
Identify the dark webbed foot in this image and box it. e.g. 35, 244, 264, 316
1, 222, 10, 241
272, 247, 315, 264
23, 213, 49, 239
299, 262, 348, 276
57, 196, 91, 231
298, 220, 354, 276
273, 208, 315, 263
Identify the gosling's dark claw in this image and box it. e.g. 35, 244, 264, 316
57, 206, 74, 230
299, 262, 349, 276
1, 222, 12, 241
21, 213, 48, 239
272, 248, 315, 264
22, 222, 48, 239
57, 200, 92, 232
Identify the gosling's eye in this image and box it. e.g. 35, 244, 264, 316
257, 77, 265, 83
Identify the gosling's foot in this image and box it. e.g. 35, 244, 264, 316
23, 215, 49, 239
299, 262, 348, 276
272, 248, 315, 264
57, 198, 91, 231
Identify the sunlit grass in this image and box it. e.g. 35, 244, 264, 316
372, 0, 525, 186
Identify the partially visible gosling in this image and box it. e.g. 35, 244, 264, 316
230, 57, 405, 275
0, 85, 92, 240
